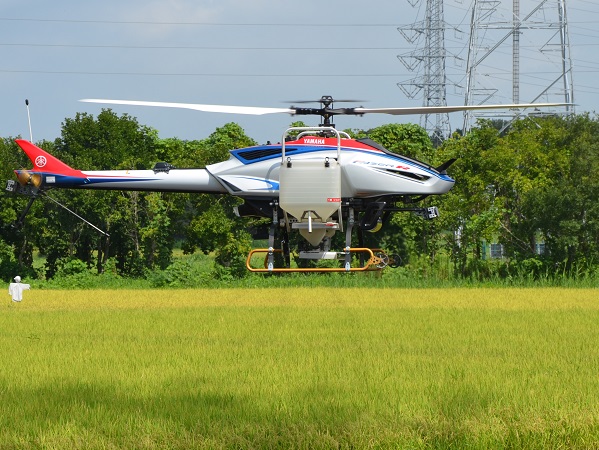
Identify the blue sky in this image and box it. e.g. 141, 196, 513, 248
2, 0, 598, 145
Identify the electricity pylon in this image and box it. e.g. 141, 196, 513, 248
463, 0, 574, 132
398, 0, 574, 137
397, 0, 463, 143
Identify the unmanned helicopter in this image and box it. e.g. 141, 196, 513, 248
8, 96, 566, 272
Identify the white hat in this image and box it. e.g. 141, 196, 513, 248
14, 276, 21, 282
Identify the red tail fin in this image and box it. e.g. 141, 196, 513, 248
16, 139, 77, 174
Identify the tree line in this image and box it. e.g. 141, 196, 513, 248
1, 110, 599, 283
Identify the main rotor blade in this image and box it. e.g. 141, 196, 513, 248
80, 99, 295, 116
81, 99, 572, 118
354, 103, 571, 116
285, 99, 365, 104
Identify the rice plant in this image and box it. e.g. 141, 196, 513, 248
1, 288, 598, 448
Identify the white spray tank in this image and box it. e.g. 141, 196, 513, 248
279, 127, 343, 247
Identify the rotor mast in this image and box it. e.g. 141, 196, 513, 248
289, 95, 365, 129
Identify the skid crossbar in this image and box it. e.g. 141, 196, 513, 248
246, 248, 386, 273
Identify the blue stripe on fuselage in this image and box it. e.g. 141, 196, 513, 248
230, 145, 452, 181
42, 173, 154, 187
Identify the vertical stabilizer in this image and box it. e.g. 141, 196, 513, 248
15, 139, 77, 174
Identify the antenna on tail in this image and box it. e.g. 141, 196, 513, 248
25, 99, 33, 142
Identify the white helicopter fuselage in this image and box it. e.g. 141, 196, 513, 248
15, 136, 454, 200
11, 97, 566, 272
209, 137, 454, 199
13, 134, 454, 255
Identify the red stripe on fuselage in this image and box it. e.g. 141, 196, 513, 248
289, 137, 383, 152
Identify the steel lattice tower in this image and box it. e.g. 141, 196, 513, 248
463, 0, 574, 131
398, 0, 461, 143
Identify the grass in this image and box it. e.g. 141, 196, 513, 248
1, 288, 599, 448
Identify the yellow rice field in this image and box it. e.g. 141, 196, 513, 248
7, 287, 599, 310
1, 288, 599, 449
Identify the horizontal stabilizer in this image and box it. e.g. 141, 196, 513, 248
435, 158, 457, 174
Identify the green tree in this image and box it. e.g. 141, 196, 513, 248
0, 137, 52, 280
495, 117, 570, 260
140, 192, 173, 270
178, 123, 257, 277
434, 122, 504, 276
346, 123, 443, 265
435, 115, 599, 280
40, 109, 173, 277
348, 123, 435, 162
517, 114, 599, 275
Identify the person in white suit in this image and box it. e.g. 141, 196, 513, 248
8, 276, 30, 302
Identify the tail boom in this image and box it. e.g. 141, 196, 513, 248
14, 140, 227, 194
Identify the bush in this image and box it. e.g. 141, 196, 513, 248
54, 258, 88, 277
147, 254, 214, 288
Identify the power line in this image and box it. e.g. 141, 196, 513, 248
3, 41, 597, 50
3, 15, 599, 26
2, 68, 592, 77
0, 70, 407, 77
0, 17, 399, 27
0, 43, 418, 51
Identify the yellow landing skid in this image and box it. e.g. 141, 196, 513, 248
246, 248, 388, 273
